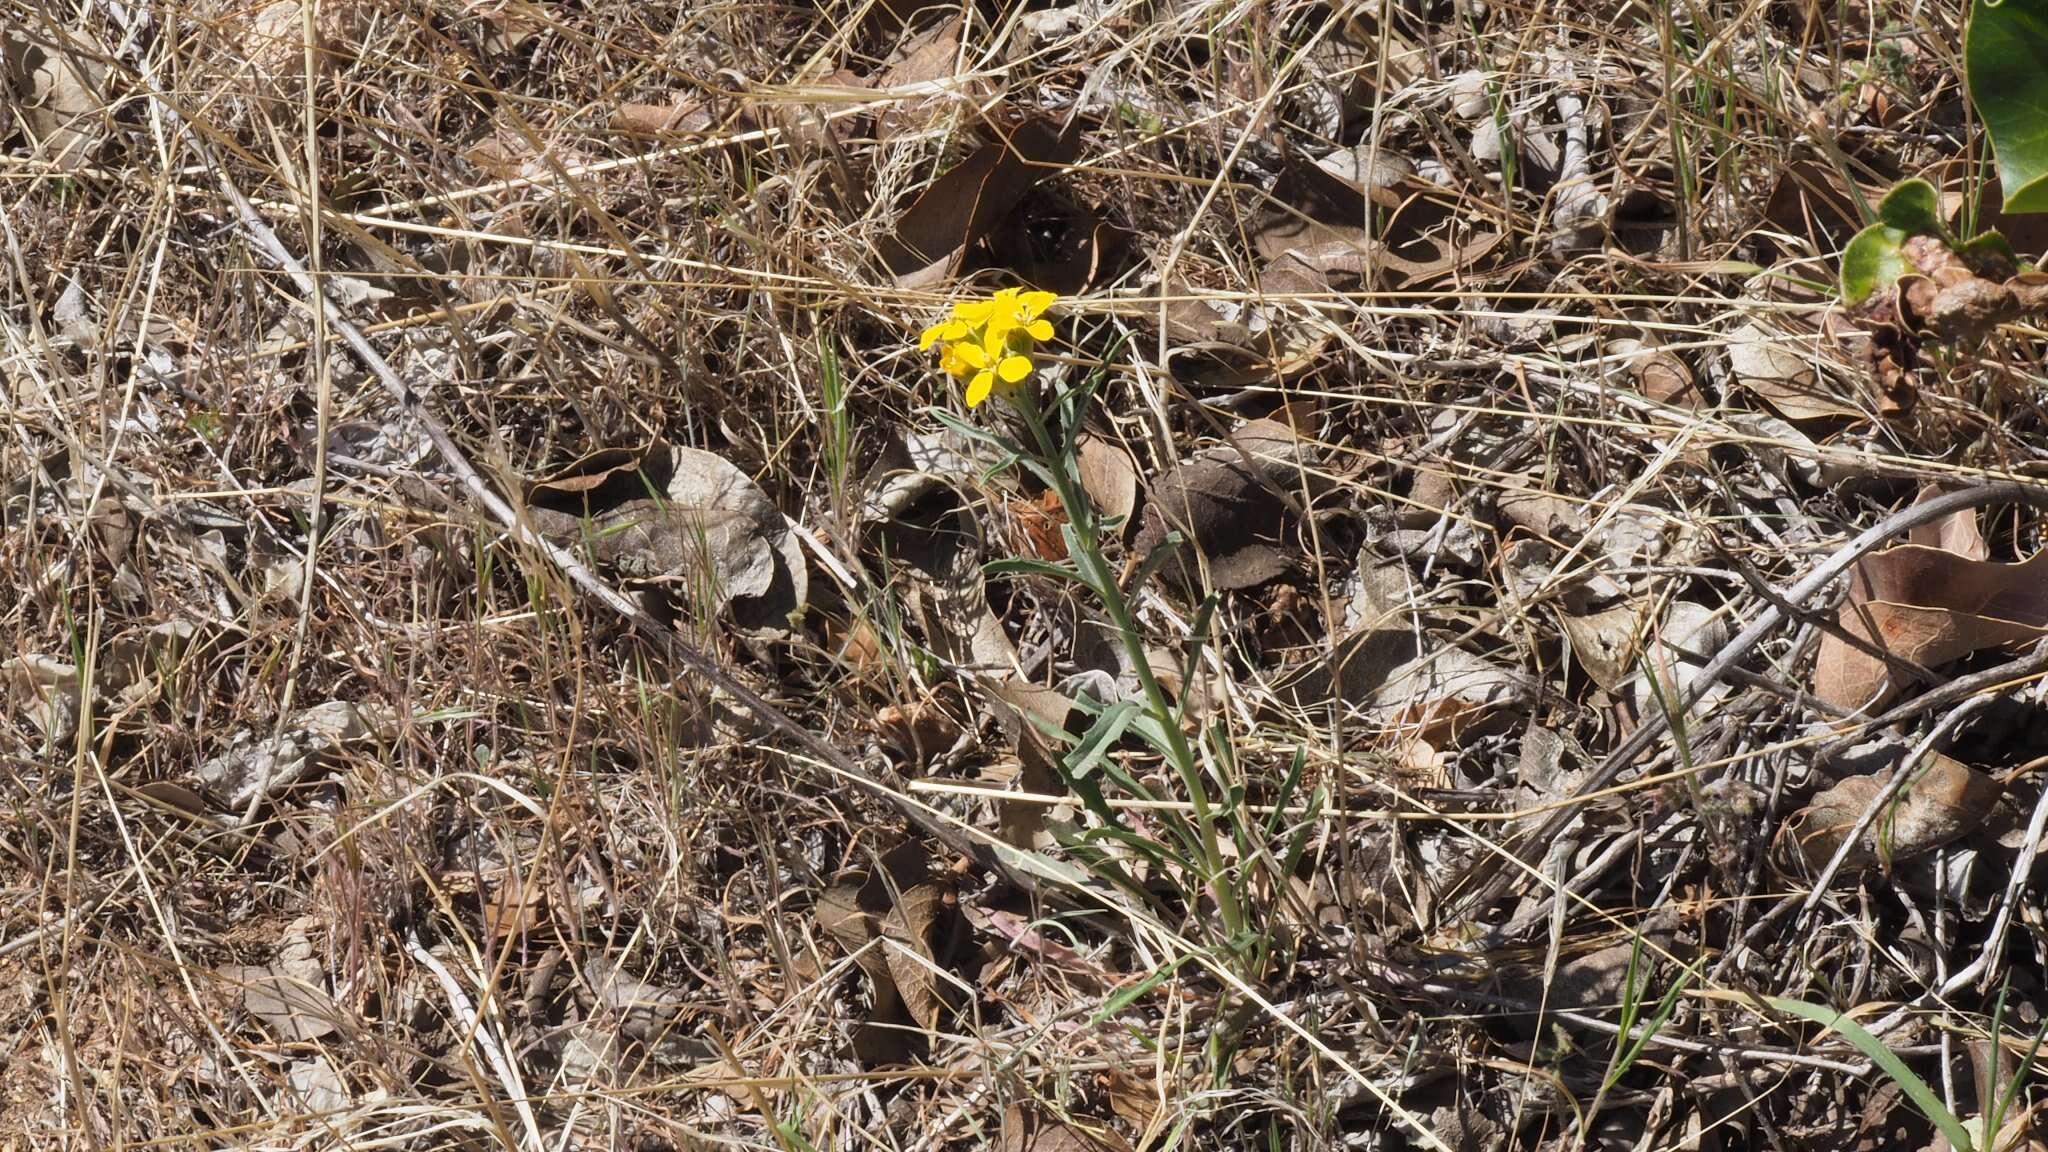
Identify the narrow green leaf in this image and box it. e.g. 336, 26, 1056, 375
1968, 0, 2048, 214
983, 556, 1082, 582
1093, 955, 1193, 1021
1265, 746, 1309, 839
1065, 699, 1141, 780
1764, 996, 1973, 1152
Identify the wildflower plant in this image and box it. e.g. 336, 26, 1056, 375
918, 288, 1273, 974
919, 287, 1056, 408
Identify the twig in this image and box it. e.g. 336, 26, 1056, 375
405, 933, 546, 1152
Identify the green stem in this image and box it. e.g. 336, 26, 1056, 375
1010, 387, 1246, 950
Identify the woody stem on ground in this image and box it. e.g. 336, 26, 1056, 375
1010, 388, 1248, 953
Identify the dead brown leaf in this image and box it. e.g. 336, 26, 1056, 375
1558, 598, 1644, 692
483, 873, 549, 940
985, 196, 1133, 294
1159, 153, 1500, 378
1254, 151, 1502, 286
3, 27, 109, 170
984, 679, 1078, 850
1000, 1102, 1121, 1152
608, 98, 717, 137
220, 917, 340, 1042
1725, 321, 1864, 423
1782, 752, 2000, 871
818, 843, 966, 1064
1368, 644, 1532, 745
1906, 483, 1990, 559
870, 18, 964, 140
526, 441, 808, 633
1606, 336, 1701, 409
1133, 418, 1308, 592
879, 881, 961, 1031
1075, 433, 1139, 525
1815, 496, 2048, 711
877, 117, 1082, 283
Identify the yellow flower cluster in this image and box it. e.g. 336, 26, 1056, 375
918, 288, 1057, 408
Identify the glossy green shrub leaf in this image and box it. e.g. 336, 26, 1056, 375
1841, 223, 1912, 305
1839, 180, 1955, 305
1958, 227, 2020, 267
1968, 0, 2048, 214
1876, 178, 1945, 234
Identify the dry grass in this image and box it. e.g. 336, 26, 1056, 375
5, 0, 2048, 1147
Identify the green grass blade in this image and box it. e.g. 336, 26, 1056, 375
1765, 996, 1972, 1152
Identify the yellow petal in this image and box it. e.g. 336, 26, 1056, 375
954, 341, 990, 368
919, 322, 947, 350
997, 355, 1034, 383
1023, 318, 1053, 341
953, 300, 996, 325
965, 370, 994, 408
1017, 290, 1056, 318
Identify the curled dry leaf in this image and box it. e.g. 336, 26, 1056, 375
463, 126, 599, 184
1605, 336, 1701, 409
1256, 151, 1503, 288
193, 700, 386, 814
219, 917, 341, 1042
1558, 597, 1643, 693
240, 1, 365, 89
1284, 559, 1530, 745
1074, 433, 1140, 526
1905, 482, 1989, 559
1133, 418, 1309, 592
1369, 645, 1531, 745
877, 116, 1081, 285
868, 17, 967, 140
526, 440, 808, 634
1630, 599, 1730, 717
1725, 321, 1864, 423
1781, 752, 2000, 872
3, 653, 80, 745
818, 843, 965, 1064
984, 679, 1078, 850
1164, 151, 1501, 377
4, 27, 109, 170
608, 97, 717, 137
1815, 495, 2048, 712
1000, 1102, 1118, 1152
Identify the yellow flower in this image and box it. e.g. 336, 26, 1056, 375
950, 297, 1000, 326
986, 289, 1057, 343
949, 335, 1035, 408
916, 288, 1058, 408
918, 317, 969, 351
937, 339, 978, 379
